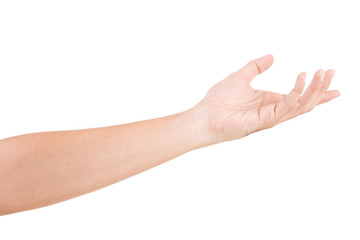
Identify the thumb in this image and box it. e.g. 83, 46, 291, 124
235, 54, 274, 82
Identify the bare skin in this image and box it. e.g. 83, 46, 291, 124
0, 54, 340, 215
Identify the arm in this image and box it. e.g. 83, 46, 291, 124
0, 54, 340, 215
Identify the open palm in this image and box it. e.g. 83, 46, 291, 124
197, 54, 340, 143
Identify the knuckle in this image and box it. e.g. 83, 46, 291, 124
309, 84, 320, 92
306, 106, 314, 113
291, 88, 301, 96
248, 60, 261, 74
300, 107, 309, 114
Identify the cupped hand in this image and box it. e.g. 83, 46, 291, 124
196, 54, 341, 144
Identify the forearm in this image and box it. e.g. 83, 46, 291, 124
0, 106, 210, 215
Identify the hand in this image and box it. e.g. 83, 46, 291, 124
195, 54, 341, 144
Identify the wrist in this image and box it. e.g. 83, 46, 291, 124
182, 103, 217, 149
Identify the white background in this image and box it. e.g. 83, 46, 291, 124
0, 0, 358, 239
